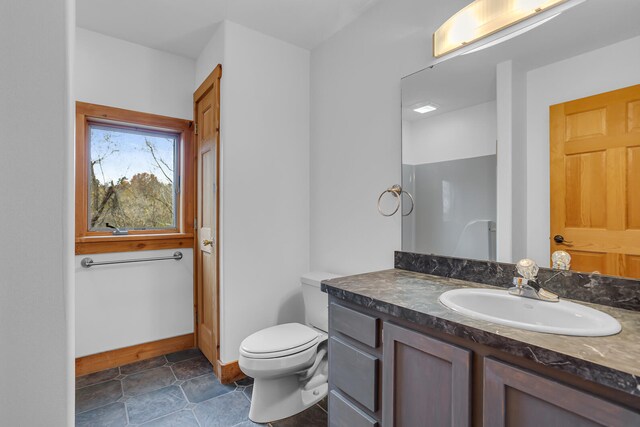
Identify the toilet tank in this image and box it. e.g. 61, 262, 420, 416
301, 272, 341, 332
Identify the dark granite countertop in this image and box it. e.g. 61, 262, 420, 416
322, 269, 640, 397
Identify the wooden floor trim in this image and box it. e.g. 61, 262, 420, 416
75, 334, 195, 377
215, 359, 245, 385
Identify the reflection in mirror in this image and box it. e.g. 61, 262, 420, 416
402, 27, 501, 262
401, 0, 640, 279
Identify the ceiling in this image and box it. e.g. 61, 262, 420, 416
76, 0, 382, 59
402, 0, 640, 121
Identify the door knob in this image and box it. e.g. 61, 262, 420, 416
202, 239, 213, 247
553, 235, 572, 245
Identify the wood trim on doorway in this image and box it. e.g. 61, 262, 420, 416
75, 333, 194, 377
215, 360, 245, 384
193, 65, 223, 375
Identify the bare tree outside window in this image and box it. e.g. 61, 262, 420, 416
88, 124, 178, 231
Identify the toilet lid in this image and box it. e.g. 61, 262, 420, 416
240, 323, 319, 357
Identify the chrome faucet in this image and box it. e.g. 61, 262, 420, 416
509, 259, 559, 302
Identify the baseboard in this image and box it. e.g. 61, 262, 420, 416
215, 359, 245, 384
76, 333, 195, 377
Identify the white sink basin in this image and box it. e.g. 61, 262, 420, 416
439, 288, 621, 336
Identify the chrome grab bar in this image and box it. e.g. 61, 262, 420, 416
81, 251, 183, 268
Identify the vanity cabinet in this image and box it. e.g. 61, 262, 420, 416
327, 297, 640, 427
382, 322, 471, 427
483, 358, 640, 427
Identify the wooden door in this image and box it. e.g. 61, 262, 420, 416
484, 358, 640, 427
550, 84, 640, 278
194, 66, 221, 365
382, 322, 471, 427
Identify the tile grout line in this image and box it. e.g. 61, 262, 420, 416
191, 390, 250, 426
77, 351, 271, 426
176, 376, 204, 427
126, 378, 194, 426
122, 377, 129, 425
75, 354, 192, 417
123, 398, 130, 426
76, 355, 172, 391
193, 408, 203, 427
130, 407, 187, 426
120, 355, 168, 377
75, 374, 120, 391
170, 367, 215, 383
75, 379, 126, 416
241, 387, 251, 403
316, 402, 327, 414
74, 352, 193, 421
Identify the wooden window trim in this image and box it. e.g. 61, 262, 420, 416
75, 102, 195, 254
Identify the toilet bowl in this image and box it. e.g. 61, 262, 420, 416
238, 272, 339, 423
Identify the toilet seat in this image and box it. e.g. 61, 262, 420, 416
238, 272, 337, 423
240, 323, 320, 359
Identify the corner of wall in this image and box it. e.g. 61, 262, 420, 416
65, 0, 76, 421
194, 21, 226, 89
199, 21, 311, 363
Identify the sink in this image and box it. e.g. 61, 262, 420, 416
439, 288, 621, 336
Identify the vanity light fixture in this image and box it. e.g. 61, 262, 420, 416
413, 104, 438, 114
433, 0, 586, 59
462, 13, 560, 55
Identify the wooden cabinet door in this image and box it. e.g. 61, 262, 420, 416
484, 358, 640, 427
550, 84, 640, 277
382, 322, 471, 427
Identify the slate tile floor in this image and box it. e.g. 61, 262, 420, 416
76, 349, 327, 426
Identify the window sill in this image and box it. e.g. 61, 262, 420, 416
75, 233, 194, 255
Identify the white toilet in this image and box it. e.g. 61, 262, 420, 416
238, 272, 339, 423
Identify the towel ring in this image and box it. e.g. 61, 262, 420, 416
377, 185, 415, 217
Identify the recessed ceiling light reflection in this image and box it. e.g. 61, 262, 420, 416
413, 104, 438, 114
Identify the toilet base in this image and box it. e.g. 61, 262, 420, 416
248, 375, 328, 423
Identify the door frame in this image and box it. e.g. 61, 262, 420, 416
193, 65, 222, 368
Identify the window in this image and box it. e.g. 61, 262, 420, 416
76, 102, 194, 254
88, 124, 178, 232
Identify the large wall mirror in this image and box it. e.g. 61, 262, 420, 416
401, 0, 640, 278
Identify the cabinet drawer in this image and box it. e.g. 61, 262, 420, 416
330, 302, 379, 347
329, 337, 378, 412
329, 390, 378, 427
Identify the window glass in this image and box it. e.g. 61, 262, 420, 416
88, 124, 178, 231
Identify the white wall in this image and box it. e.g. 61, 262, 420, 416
76, 28, 195, 119
75, 28, 197, 356
403, 101, 497, 165
526, 35, 640, 266
310, 0, 464, 274
75, 250, 194, 357
195, 22, 225, 90
510, 61, 528, 263
496, 62, 515, 263
0, 0, 74, 424
196, 21, 311, 363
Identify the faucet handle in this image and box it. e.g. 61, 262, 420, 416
516, 259, 539, 280
551, 251, 571, 270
